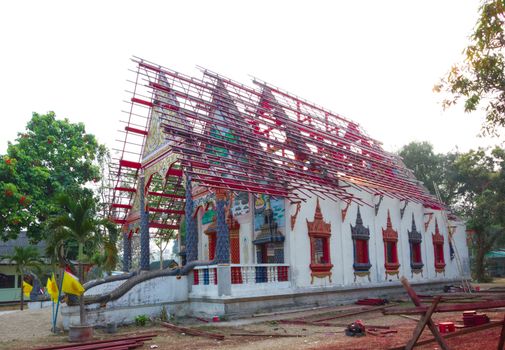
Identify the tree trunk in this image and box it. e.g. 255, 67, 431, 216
78, 243, 86, 325
474, 246, 487, 282
20, 273, 24, 311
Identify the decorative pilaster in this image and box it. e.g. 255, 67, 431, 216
432, 219, 446, 274
185, 174, 198, 262
139, 174, 150, 270
122, 231, 132, 272
215, 189, 230, 264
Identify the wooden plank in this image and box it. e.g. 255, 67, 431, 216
399, 314, 421, 322
38, 341, 143, 350
313, 303, 398, 322
230, 333, 305, 338
384, 299, 505, 315
161, 322, 224, 340
278, 319, 334, 327
498, 314, 505, 350
389, 320, 504, 350
400, 277, 450, 350
405, 296, 442, 350
252, 305, 331, 317
35, 334, 155, 350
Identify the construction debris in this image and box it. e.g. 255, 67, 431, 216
389, 319, 505, 350
345, 320, 366, 337
366, 329, 397, 337
388, 277, 505, 350
355, 298, 388, 306
278, 319, 334, 327
399, 278, 450, 350
437, 322, 455, 333
230, 333, 305, 338
34, 333, 157, 350
462, 310, 490, 326
384, 299, 505, 315
313, 303, 398, 322
161, 322, 224, 341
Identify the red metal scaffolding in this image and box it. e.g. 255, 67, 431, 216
107, 57, 441, 233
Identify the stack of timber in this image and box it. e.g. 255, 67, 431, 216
34, 333, 156, 350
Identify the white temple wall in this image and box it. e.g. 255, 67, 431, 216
451, 220, 471, 276
192, 190, 469, 289
285, 188, 470, 290
287, 194, 315, 288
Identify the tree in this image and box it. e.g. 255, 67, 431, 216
398, 142, 459, 206
435, 0, 505, 135
153, 230, 176, 270
452, 147, 505, 281
3, 246, 42, 310
1, 112, 106, 242
0, 156, 32, 241
399, 141, 505, 281
47, 193, 117, 325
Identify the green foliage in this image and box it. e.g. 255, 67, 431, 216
134, 314, 148, 326
47, 192, 118, 325
0, 112, 106, 242
398, 142, 460, 206
451, 147, 505, 281
435, 0, 505, 135
46, 193, 118, 272
4, 246, 42, 276
160, 305, 168, 322
0, 156, 32, 241
3, 246, 43, 310
400, 141, 505, 281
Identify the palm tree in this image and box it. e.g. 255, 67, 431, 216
4, 246, 42, 310
47, 193, 117, 325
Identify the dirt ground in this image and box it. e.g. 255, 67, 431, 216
1, 279, 504, 350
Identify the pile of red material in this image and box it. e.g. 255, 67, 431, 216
438, 321, 455, 333
463, 310, 490, 326
355, 298, 387, 306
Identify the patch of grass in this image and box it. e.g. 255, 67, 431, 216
134, 314, 148, 326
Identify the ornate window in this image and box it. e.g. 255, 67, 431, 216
432, 219, 446, 273
307, 199, 332, 283
351, 207, 371, 281
408, 213, 424, 275
382, 211, 400, 278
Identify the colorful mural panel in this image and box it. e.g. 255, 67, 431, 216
254, 194, 285, 231
231, 192, 250, 217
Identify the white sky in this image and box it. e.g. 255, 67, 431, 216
0, 0, 499, 156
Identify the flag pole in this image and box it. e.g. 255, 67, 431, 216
52, 269, 64, 333
51, 295, 54, 332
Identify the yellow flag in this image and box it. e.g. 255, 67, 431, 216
46, 273, 59, 302
22, 281, 33, 297
61, 271, 84, 296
